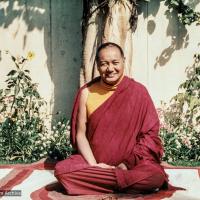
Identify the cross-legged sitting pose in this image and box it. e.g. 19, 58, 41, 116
54, 42, 169, 195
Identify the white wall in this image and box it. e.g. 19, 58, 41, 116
0, 0, 199, 118
133, 0, 200, 106
0, 0, 82, 117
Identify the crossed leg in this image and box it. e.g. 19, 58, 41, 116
55, 156, 166, 195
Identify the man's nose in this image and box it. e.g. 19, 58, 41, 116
106, 63, 114, 71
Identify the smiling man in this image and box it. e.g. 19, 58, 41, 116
54, 42, 169, 195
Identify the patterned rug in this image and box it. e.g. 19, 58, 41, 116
0, 159, 200, 200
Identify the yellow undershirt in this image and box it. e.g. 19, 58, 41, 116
86, 77, 123, 117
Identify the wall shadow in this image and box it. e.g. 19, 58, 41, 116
137, 0, 199, 69
0, 0, 199, 118
154, 9, 189, 69
0, 0, 83, 120
48, 0, 82, 119
0, 0, 46, 47
137, 0, 164, 35
153, 0, 200, 68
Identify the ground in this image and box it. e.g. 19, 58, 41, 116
0, 159, 200, 200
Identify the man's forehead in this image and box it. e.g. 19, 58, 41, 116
98, 47, 122, 58
99, 45, 121, 52
98, 57, 120, 61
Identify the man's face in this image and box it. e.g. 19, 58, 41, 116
97, 46, 125, 85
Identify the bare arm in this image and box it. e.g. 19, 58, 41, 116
76, 88, 115, 169
76, 88, 97, 165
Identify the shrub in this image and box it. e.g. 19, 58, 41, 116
0, 52, 72, 163
159, 53, 200, 162
48, 117, 72, 160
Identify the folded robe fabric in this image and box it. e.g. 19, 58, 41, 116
55, 76, 168, 193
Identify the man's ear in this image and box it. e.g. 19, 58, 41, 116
123, 57, 126, 63
96, 62, 100, 71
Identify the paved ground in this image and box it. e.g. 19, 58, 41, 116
0, 160, 200, 200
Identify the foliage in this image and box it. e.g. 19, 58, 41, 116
165, 0, 200, 25
158, 53, 200, 162
0, 52, 72, 162
48, 118, 72, 160
82, 0, 138, 33
169, 160, 200, 167
82, 0, 200, 34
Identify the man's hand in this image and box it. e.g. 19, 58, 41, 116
92, 163, 115, 169
117, 163, 128, 170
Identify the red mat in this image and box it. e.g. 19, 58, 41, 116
0, 159, 199, 200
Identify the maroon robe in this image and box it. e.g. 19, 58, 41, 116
54, 76, 168, 195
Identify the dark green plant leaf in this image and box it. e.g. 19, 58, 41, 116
14, 62, 20, 69
14, 85, 20, 95
4, 89, 11, 95
25, 75, 32, 81
18, 71, 24, 79
7, 70, 17, 76
11, 56, 16, 62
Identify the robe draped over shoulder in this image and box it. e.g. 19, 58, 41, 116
71, 76, 164, 168
54, 76, 169, 194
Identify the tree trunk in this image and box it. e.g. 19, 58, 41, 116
81, 0, 137, 86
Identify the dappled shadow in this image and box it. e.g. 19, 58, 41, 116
184, 0, 200, 9
48, 1, 82, 118
0, 0, 82, 119
137, 0, 181, 68
137, 0, 199, 69
0, 0, 46, 49
137, 0, 165, 35
147, 20, 156, 35
154, 9, 189, 68
0, 0, 199, 116
0, 1, 45, 30
153, 0, 200, 68
137, 0, 164, 19
184, 54, 200, 80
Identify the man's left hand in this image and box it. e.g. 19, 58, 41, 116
117, 163, 128, 170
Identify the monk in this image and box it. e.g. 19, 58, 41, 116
54, 42, 169, 195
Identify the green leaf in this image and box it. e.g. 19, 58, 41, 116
25, 75, 31, 81
171, 0, 179, 7
0, 105, 6, 112
11, 56, 16, 62
7, 70, 17, 76
23, 76, 28, 84
33, 91, 40, 98
189, 97, 200, 110
18, 71, 24, 79
14, 85, 20, 95
5, 89, 11, 95
14, 62, 20, 69
7, 84, 15, 88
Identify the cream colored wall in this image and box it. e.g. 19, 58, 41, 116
0, 0, 199, 118
133, 1, 200, 106
0, 0, 82, 117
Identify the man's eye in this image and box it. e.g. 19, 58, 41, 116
100, 63, 107, 66
113, 62, 119, 65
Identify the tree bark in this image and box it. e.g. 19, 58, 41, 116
81, 0, 137, 86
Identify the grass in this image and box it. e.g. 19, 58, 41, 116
169, 160, 200, 167
0, 157, 57, 165
0, 160, 33, 165
1, 159, 200, 167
